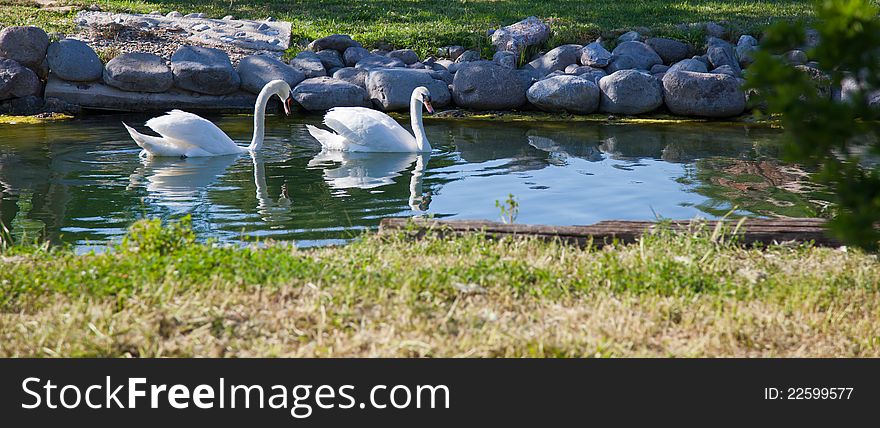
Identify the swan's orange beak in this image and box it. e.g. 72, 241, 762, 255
423, 100, 434, 114
283, 97, 293, 116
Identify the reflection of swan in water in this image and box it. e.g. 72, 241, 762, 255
251, 154, 292, 223
407, 155, 430, 212
128, 154, 291, 221
128, 155, 239, 211
308, 151, 431, 212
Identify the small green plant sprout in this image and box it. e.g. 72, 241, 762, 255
495, 193, 520, 224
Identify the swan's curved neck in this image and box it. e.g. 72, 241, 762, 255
410, 96, 431, 152
249, 86, 274, 151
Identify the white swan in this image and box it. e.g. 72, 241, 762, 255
123, 80, 293, 157
306, 86, 434, 152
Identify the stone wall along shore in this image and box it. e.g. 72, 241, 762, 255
1, 14, 855, 117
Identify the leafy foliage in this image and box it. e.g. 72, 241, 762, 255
745, 0, 880, 250
121, 216, 197, 256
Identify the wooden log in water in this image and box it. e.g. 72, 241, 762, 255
378, 217, 845, 247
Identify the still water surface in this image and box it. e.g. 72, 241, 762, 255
0, 114, 831, 250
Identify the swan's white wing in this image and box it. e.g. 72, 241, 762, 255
323, 107, 417, 152
145, 110, 242, 156
306, 125, 348, 151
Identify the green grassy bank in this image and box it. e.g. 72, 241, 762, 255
1, 218, 877, 357
1, 0, 816, 55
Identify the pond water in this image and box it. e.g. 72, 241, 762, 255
0, 114, 832, 250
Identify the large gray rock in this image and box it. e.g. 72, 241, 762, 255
0, 26, 49, 71
735, 39, 758, 68
607, 41, 662, 72
343, 47, 371, 67
598, 70, 663, 114
645, 38, 691, 65
566, 64, 597, 74
427, 69, 454, 84
617, 31, 641, 43
433, 59, 454, 71
784, 50, 808, 65
661, 71, 746, 117
568, 65, 606, 84
308, 34, 362, 52
710, 65, 737, 76
171, 46, 240, 95
0, 95, 43, 115
491, 16, 551, 55
735, 44, 757, 67
737, 35, 758, 47
366, 68, 451, 111
332, 67, 369, 91
355, 55, 405, 70
103, 52, 173, 93
237, 55, 305, 94
705, 22, 728, 39
693, 55, 710, 66
46, 39, 103, 82
493, 51, 517, 69
541, 70, 567, 80
455, 50, 481, 63
452, 60, 531, 110
650, 64, 670, 74
0, 58, 41, 100
526, 75, 600, 114
527, 44, 582, 76
580, 42, 612, 67
292, 76, 366, 111
387, 49, 420, 65
45, 75, 257, 112
289, 51, 327, 78
316, 49, 345, 70
706, 37, 741, 76
669, 58, 709, 73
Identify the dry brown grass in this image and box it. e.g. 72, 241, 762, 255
1, 222, 878, 358
3, 284, 878, 358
